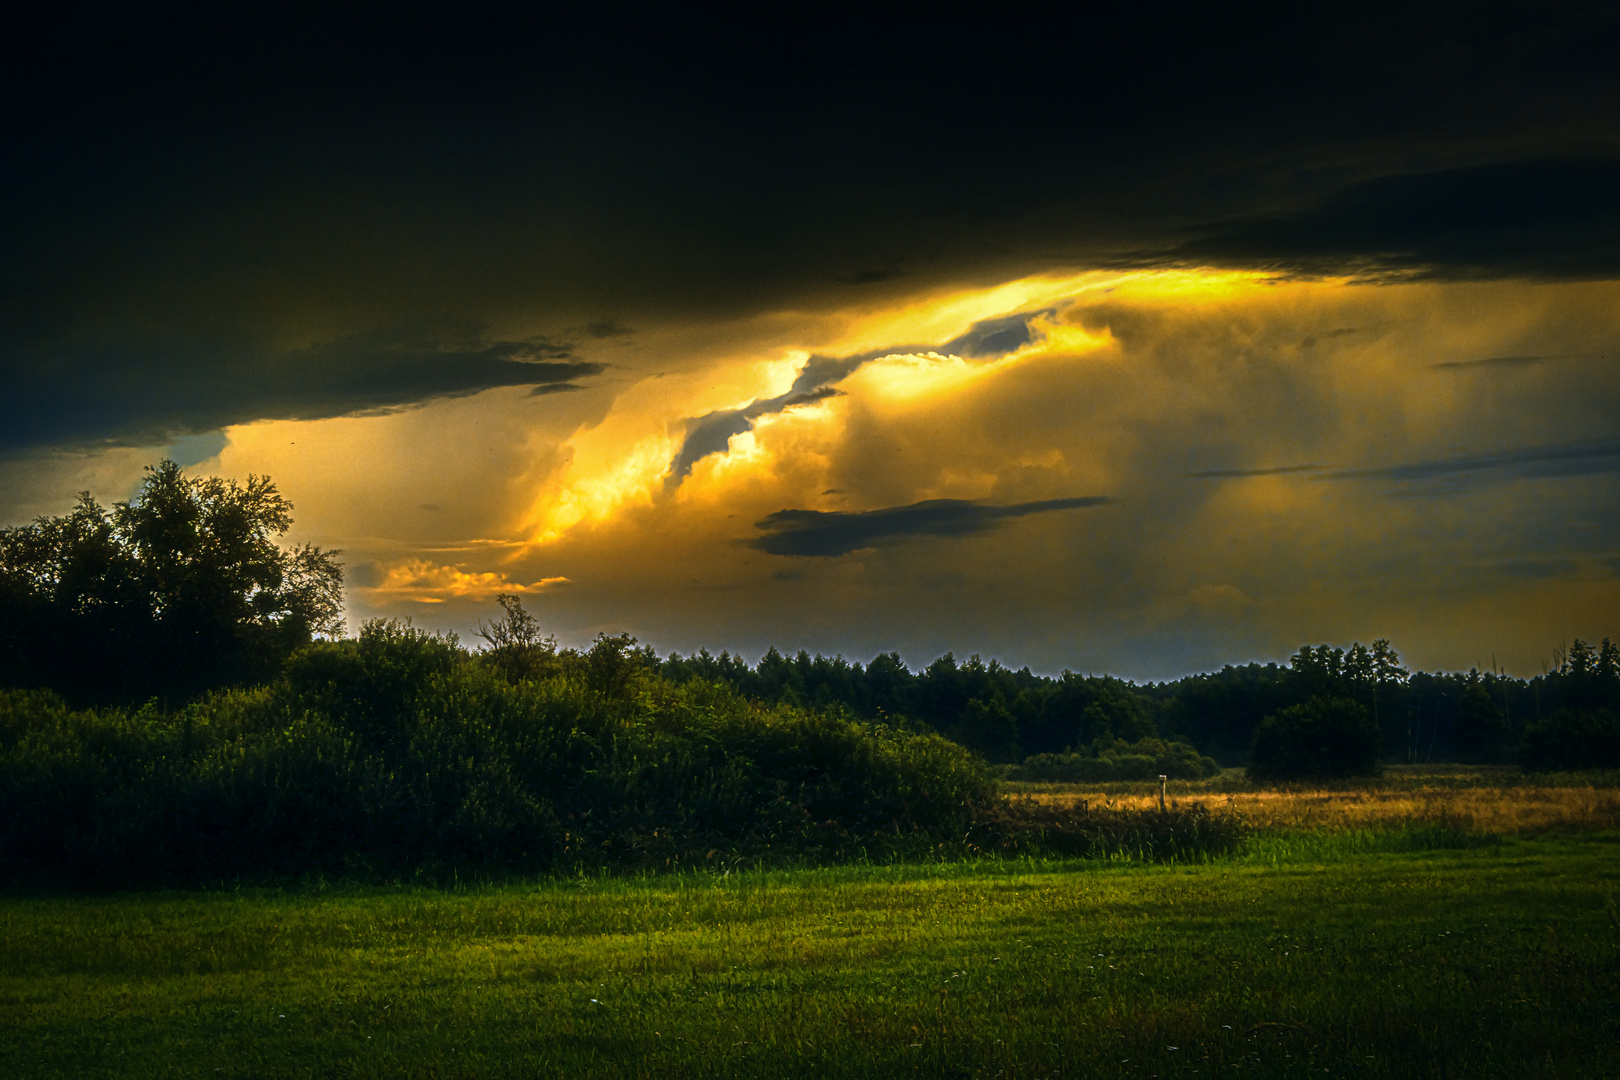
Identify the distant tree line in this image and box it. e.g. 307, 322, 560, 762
657, 637, 1620, 774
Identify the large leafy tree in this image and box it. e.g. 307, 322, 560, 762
0, 461, 342, 702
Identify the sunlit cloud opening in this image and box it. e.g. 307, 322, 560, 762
510, 277, 1136, 548
829, 270, 1123, 354
523, 432, 675, 544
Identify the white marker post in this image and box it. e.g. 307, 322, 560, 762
1158, 774, 1167, 812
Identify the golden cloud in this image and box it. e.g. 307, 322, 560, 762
358, 559, 569, 604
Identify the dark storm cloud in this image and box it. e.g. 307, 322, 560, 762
1433, 355, 1556, 370
669, 388, 845, 487
748, 496, 1116, 558
1187, 464, 1327, 479
939, 312, 1047, 359
3, 6, 1618, 456
669, 311, 1050, 483
1317, 438, 1620, 487
1170, 159, 1620, 280
2, 328, 603, 452
275, 331, 596, 415
1497, 557, 1581, 580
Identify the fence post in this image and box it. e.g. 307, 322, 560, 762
1158, 774, 1167, 812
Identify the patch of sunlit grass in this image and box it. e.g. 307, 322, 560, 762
1005, 764, 1620, 834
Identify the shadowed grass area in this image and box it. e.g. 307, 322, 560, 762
4, 830, 1617, 1078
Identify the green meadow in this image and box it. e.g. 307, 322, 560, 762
5, 828, 1617, 1079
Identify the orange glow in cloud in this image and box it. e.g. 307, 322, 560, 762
360, 559, 568, 604
516, 351, 810, 543
523, 432, 675, 544
818, 269, 1251, 354
514, 274, 1141, 545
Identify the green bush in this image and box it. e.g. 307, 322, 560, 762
282, 618, 464, 748
1007, 736, 1221, 782
1520, 707, 1620, 772
1248, 695, 1381, 781
0, 630, 996, 886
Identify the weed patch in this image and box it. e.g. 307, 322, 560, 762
976, 796, 1249, 862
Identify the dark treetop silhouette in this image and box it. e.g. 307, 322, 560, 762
0, 460, 343, 704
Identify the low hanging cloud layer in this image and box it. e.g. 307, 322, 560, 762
1168, 159, 1620, 280
4, 327, 604, 454
2, 8, 1618, 677
1315, 438, 1620, 488
749, 496, 1116, 558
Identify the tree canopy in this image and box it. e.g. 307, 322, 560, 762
1248, 696, 1383, 781
0, 460, 342, 703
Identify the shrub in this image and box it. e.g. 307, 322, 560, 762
1520, 707, 1620, 772
1248, 695, 1381, 781
475, 592, 558, 683
282, 619, 463, 749
1007, 737, 1221, 782
0, 634, 997, 886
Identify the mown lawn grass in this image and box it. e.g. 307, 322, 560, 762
4, 828, 1618, 1078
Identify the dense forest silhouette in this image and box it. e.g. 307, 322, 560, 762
655, 635, 1620, 771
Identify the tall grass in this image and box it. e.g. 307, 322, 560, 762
977, 796, 1248, 862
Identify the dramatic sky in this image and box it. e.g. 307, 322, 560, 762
5, 4, 1619, 678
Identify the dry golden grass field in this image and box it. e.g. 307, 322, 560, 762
1004, 764, 1620, 833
